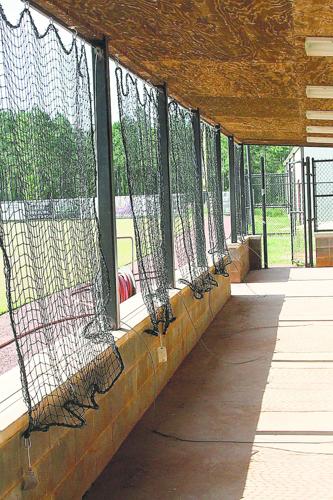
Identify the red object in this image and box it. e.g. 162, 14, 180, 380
118, 268, 136, 303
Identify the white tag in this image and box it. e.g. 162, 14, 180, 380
157, 346, 168, 363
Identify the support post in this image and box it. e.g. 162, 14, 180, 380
92, 40, 120, 328
312, 158, 317, 233
157, 84, 175, 288
192, 109, 206, 266
288, 160, 294, 263
215, 125, 224, 210
261, 156, 268, 269
300, 148, 308, 267
228, 136, 237, 243
306, 157, 314, 267
246, 145, 256, 234
239, 144, 247, 236
215, 125, 226, 245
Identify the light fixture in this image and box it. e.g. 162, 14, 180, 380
306, 86, 333, 98
305, 37, 333, 56
306, 110, 333, 120
307, 125, 333, 134
307, 136, 333, 143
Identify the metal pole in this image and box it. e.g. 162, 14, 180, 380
192, 109, 206, 266
300, 147, 308, 267
246, 145, 256, 234
261, 156, 268, 269
157, 84, 175, 288
312, 158, 317, 233
93, 40, 120, 328
239, 144, 247, 236
306, 157, 314, 267
228, 136, 237, 243
215, 125, 226, 244
288, 160, 294, 263
215, 125, 224, 210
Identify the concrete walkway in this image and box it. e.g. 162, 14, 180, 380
86, 267, 333, 500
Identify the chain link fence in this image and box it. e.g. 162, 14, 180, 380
313, 159, 333, 232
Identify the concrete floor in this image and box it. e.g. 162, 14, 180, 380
86, 267, 333, 500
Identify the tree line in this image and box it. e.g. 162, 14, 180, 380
0, 110, 292, 201
0, 109, 95, 201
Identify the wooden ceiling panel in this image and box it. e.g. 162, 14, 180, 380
31, 0, 333, 145
142, 59, 299, 99
219, 117, 302, 143
293, 0, 333, 36
195, 97, 299, 118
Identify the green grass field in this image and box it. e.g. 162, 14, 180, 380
256, 209, 291, 266
0, 218, 135, 315
0, 211, 306, 315
254, 208, 306, 266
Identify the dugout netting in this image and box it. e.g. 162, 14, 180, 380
115, 66, 175, 335
168, 101, 216, 298
0, 6, 123, 435
201, 122, 230, 275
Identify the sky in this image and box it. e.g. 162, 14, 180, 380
0, 0, 120, 122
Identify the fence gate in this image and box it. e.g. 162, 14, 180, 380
247, 159, 307, 267
289, 159, 307, 266
312, 159, 333, 232
250, 171, 291, 266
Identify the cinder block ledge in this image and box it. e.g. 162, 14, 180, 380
0, 266, 231, 499
228, 237, 251, 283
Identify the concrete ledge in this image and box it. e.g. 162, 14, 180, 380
0, 270, 231, 499
248, 235, 262, 270
315, 232, 333, 267
228, 237, 251, 283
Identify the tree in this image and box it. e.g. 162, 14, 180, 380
249, 145, 292, 173
220, 136, 292, 191
0, 109, 95, 201
112, 121, 128, 195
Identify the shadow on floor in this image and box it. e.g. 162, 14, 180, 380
86, 269, 288, 499
246, 267, 291, 283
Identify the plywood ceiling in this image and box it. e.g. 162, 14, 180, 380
32, 0, 333, 145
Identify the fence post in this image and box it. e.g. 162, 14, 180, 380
306, 157, 314, 267
157, 84, 175, 288
288, 160, 294, 263
240, 144, 247, 236
246, 145, 256, 234
92, 39, 120, 328
215, 125, 224, 211
228, 136, 237, 243
300, 148, 308, 267
261, 156, 268, 269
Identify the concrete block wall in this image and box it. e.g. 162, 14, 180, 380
228, 237, 251, 283
0, 252, 246, 499
315, 233, 333, 267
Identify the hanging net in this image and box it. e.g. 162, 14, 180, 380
201, 122, 230, 275
0, 7, 123, 435
168, 101, 216, 298
234, 143, 245, 241
115, 67, 174, 335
